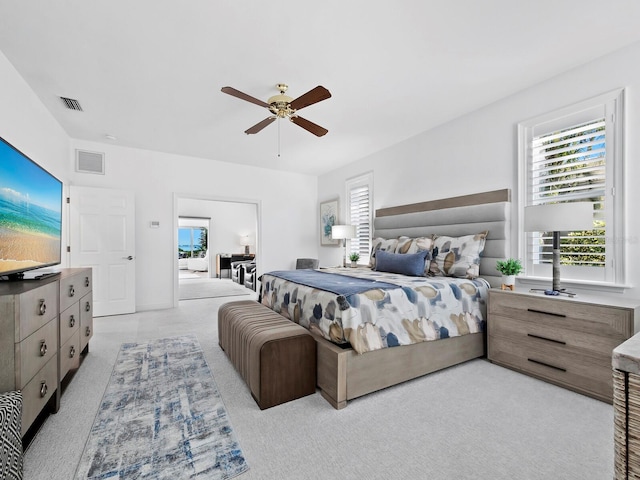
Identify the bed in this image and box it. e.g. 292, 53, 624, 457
260, 189, 511, 408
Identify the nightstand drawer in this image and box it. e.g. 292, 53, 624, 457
488, 334, 612, 400
490, 313, 621, 361
489, 292, 632, 341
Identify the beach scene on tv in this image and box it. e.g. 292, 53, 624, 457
0, 141, 62, 275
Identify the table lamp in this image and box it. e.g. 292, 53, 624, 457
240, 235, 250, 255
331, 225, 356, 267
524, 202, 594, 296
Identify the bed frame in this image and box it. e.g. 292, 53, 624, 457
315, 188, 511, 409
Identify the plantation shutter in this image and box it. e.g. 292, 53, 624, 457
528, 118, 605, 267
347, 175, 373, 264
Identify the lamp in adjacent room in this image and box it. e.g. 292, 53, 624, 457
331, 225, 356, 267
240, 235, 251, 255
523, 202, 594, 296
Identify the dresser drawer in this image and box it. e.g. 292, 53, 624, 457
60, 271, 92, 312
18, 281, 58, 342
488, 334, 612, 400
60, 302, 81, 346
60, 330, 81, 380
490, 313, 621, 361
20, 354, 57, 436
80, 292, 93, 351
15, 318, 58, 389
489, 292, 632, 341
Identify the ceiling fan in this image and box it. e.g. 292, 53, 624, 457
221, 83, 331, 137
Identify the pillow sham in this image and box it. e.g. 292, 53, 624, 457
394, 235, 434, 255
429, 231, 488, 279
369, 237, 399, 268
375, 249, 430, 277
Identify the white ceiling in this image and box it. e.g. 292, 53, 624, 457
1, 1, 640, 176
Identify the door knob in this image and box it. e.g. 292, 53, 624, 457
123, 255, 134, 260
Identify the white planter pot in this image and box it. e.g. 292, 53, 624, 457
502, 275, 516, 286
350, 261, 357, 268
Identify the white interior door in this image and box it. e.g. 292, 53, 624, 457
69, 186, 135, 317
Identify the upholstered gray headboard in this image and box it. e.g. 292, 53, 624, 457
373, 189, 511, 288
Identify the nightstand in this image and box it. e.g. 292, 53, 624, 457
488, 288, 640, 403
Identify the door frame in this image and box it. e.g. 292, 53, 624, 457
172, 193, 262, 307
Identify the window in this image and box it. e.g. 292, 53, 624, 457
518, 89, 624, 286
178, 226, 208, 259
346, 172, 373, 264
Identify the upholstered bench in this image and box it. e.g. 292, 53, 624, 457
218, 300, 316, 409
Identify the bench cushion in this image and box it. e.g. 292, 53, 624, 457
219, 300, 316, 409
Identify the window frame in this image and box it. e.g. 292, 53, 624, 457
517, 88, 626, 289
345, 172, 373, 265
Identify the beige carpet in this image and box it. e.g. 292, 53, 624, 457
179, 278, 251, 300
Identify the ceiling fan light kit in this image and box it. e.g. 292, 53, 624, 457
221, 83, 331, 137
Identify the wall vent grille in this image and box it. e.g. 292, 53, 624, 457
76, 150, 105, 175
60, 96, 83, 111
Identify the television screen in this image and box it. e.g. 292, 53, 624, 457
0, 137, 63, 278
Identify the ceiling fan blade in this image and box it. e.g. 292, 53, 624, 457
221, 86, 270, 108
245, 117, 276, 134
290, 115, 328, 137
289, 86, 332, 111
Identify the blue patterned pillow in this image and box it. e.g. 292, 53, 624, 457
374, 250, 429, 276
0, 391, 23, 480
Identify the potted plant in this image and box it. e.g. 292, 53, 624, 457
496, 258, 523, 289
349, 252, 360, 268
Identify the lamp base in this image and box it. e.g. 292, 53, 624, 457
529, 288, 577, 298
244, 245, 250, 255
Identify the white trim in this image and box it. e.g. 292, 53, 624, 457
518, 88, 625, 286
345, 171, 373, 265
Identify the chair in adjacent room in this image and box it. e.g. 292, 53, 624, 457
243, 262, 257, 291
231, 260, 254, 284
296, 258, 319, 269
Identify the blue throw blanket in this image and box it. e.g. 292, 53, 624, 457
264, 269, 400, 297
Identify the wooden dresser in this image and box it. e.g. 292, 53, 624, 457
0, 268, 93, 440
488, 289, 640, 403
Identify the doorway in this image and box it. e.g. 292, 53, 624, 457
173, 194, 260, 307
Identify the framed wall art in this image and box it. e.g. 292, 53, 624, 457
319, 199, 339, 246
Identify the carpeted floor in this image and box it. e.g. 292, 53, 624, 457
75, 335, 248, 480
23, 293, 614, 479
179, 278, 251, 300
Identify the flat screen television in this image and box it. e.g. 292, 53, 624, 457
0, 136, 63, 280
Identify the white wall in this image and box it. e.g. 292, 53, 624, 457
319, 41, 640, 300
68, 140, 317, 310
178, 198, 257, 255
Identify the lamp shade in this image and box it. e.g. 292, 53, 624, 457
524, 203, 593, 232
240, 235, 250, 245
331, 225, 356, 240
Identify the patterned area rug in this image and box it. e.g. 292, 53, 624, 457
179, 279, 251, 300
75, 335, 249, 479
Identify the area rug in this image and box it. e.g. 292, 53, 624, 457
179, 279, 251, 301
75, 335, 249, 479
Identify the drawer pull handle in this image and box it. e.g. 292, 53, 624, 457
85, 326, 91, 337
39, 340, 48, 356
527, 333, 566, 345
40, 381, 48, 398
527, 358, 566, 372
85, 276, 90, 288
69, 315, 76, 328
85, 302, 91, 312
69, 285, 75, 297
38, 299, 46, 316
69, 345, 76, 358
527, 308, 566, 318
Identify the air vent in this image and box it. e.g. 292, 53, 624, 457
60, 96, 83, 111
76, 150, 104, 175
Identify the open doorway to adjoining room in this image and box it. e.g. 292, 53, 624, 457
173, 194, 260, 306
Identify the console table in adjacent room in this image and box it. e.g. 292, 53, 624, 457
216, 253, 254, 278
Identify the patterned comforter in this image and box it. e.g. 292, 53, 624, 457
260, 267, 489, 354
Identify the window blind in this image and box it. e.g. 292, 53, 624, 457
528, 118, 605, 267
349, 184, 371, 261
